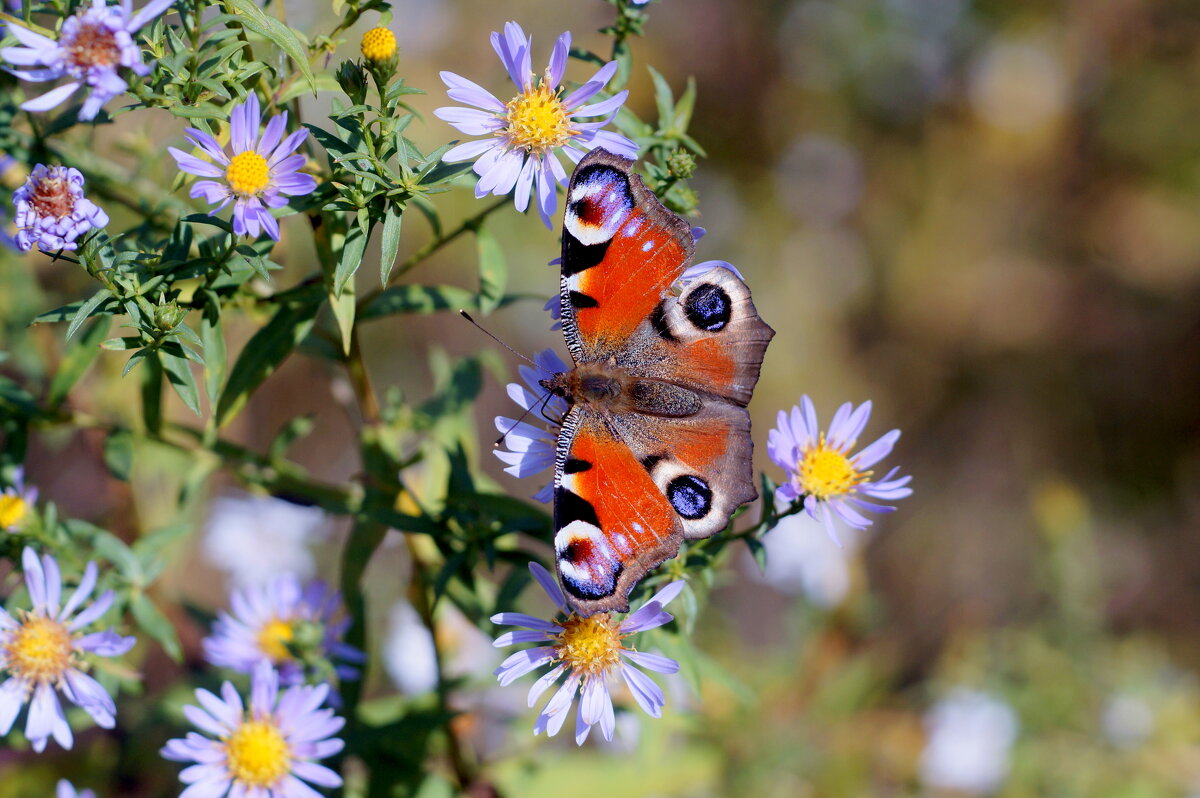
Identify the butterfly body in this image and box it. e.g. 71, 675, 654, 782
547, 149, 774, 617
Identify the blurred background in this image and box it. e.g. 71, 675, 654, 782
4, 0, 1200, 795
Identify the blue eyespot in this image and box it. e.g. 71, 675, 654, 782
667, 474, 712, 519
684, 283, 732, 331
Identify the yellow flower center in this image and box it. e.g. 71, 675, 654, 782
225, 720, 291, 788
225, 151, 270, 197
504, 81, 577, 155
554, 613, 623, 678
4, 615, 74, 684
256, 618, 295, 662
360, 27, 396, 61
0, 494, 29, 529
797, 436, 869, 500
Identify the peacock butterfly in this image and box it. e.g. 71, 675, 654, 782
539, 148, 774, 617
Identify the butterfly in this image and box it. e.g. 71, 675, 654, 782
539, 148, 775, 617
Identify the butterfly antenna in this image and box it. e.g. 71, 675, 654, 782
459, 310, 540, 368
494, 390, 557, 447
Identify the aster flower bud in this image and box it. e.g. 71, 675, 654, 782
12, 165, 109, 253
336, 60, 368, 105
153, 300, 186, 331
666, 148, 696, 179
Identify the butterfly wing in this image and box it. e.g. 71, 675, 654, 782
554, 398, 758, 616
559, 148, 694, 363
552, 148, 774, 616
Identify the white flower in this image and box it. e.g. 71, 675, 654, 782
492, 563, 683, 745
202, 493, 328, 587
920, 688, 1019, 795
382, 600, 438, 696
493, 348, 570, 504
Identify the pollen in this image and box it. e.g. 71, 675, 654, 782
63, 21, 122, 70
504, 81, 576, 155
5, 615, 74, 684
360, 27, 397, 62
225, 720, 291, 788
0, 495, 29, 529
798, 435, 869, 500
554, 613, 623, 677
256, 618, 295, 662
28, 174, 76, 219
225, 151, 270, 197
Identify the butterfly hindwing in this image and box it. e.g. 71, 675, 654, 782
618, 264, 775, 408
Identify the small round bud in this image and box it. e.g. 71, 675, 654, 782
360, 27, 397, 62
154, 300, 186, 331
666, 148, 697, 180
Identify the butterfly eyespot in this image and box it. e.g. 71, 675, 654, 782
667, 474, 713, 519
684, 283, 732, 331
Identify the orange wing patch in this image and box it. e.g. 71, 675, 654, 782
560, 149, 694, 361
554, 411, 683, 615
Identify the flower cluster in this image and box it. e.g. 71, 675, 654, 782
1, 0, 175, 120
769, 395, 912, 544
203, 574, 363, 687
169, 94, 317, 241
11, 165, 109, 252
436, 21, 637, 227
0, 548, 135, 752
492, 563, 682, 745
162, 660, 345, 797
0, 467, 38, 531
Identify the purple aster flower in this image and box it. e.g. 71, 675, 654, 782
768, 395, 913, 545
1, 466, 39, 532
492, 562, 682, 745
57, 781, 97, 798
494, 347, 570, 504
203, 574, 363, 687
0, 0, 175, 120
0, 547, 136, 752
435, 21, 638, 228
11, 165, 109, 253
161, 660, 345, 797
168, 93, 317, 241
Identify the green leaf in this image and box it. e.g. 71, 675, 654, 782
475, 225, 507, 314
48, 315, 109, 405
379, 202, 404, 285
226, 0, 315, 93
160, 351, 202, 416
647, 65, 676, 131
122, 348, 151, 377
102, 428, 134, 482
334, 223, 370, 294
140, 350, 163, 434
674, 75, 698, 133
329, 280, 356, 357
130, 594, 182, 662
215, 293, 322, 427
277, 71, 341, 103
199, 290, 226, 406
67, 288, 114, 341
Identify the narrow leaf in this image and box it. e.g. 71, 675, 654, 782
67, 288, 113, 341
48, 316, 109, 404
160, 351, 202, 416
379, 202, 404, 285
226, 0, 315, 92
475, 225, 507, 314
